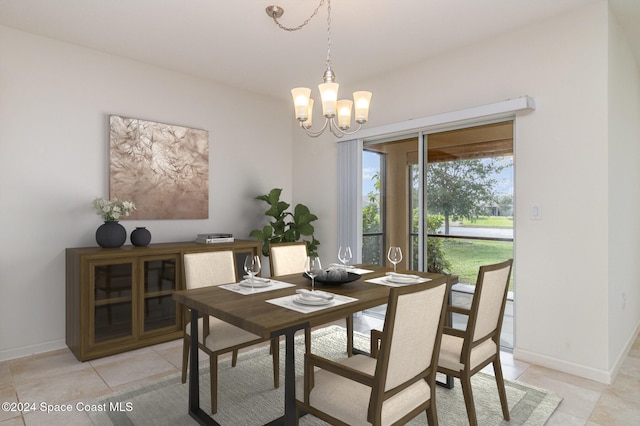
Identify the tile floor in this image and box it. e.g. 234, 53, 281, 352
1, 317, 638, 425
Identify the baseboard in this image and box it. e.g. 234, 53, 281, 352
513, 347, 612, 384
0, 338, 67, 362
609, 321, 640, 382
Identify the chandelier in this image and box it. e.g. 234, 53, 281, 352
266, 0, 372, 138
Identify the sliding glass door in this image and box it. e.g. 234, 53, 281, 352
360, 121, 515, 349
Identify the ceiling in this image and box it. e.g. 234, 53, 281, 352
0, 0, 638, 101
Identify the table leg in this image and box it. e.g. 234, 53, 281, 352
436, 374, 454, 389
346, 314, 353, 356
265, 323, 308, 426
188, 309, 219, 426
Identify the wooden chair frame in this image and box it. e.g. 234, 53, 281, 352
180, 251, 279, 414
269, 241, 353, 356
296, 278, 449, 425
437, 258, 513, 426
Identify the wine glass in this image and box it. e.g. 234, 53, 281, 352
243, 255, 261, 287
338, 246, 352, 268
387, 247, 402, 273
304, 256, 322, 291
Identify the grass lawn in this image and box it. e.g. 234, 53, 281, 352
442, 238, 514, 288
460, 216, 513, 228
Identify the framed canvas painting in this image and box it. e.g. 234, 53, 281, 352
109, 115, 209, 219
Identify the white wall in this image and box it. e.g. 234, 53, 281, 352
0, 26, 293, 360
607, 10, 640, 374
293, 1, 640, 382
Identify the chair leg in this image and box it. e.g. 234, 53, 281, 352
304, 328, 311, 353
460, 373, 478, 426
493, 359, 510, 420
346, 314, 353, 357
425, 402, 438, 426
210, 354, 218, 414
231, 349, 238, 367
271, 337, 280, 388
181, 336, 189, 384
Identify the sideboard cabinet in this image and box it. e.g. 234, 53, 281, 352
66, 240, 260, 361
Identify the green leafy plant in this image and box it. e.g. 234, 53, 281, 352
92, 197, 136, 221
249, 188, 320, 257
426, 214, 451, 273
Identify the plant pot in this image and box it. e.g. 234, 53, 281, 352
131, 227, 152, 247
95, 221, 127, 248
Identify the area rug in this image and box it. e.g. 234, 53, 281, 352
89, 326, 561, 425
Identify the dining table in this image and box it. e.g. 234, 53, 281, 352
172, 264, 450, 426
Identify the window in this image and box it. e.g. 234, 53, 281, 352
362, 150, 384, 265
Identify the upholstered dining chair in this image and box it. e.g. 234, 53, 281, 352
437, 259, 513, 426
269, 242, 353, 356
269, 241, 309, 277
295, 277, 449, 426
181, 251, 279, 414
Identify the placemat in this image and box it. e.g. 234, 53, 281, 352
365, 276, 431, 287
266, 293, 358, 313
220, 279, 295, 295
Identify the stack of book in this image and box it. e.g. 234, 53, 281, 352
195, 233, 234, 244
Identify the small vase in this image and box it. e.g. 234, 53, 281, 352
95, 221, 127, 248
131, 227, 152, 247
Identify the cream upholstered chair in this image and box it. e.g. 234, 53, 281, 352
437, 259, 513, 426
295, 277, 449, 426
269, 242, 353, 356
269, 241, 309, 277
180, 251, 279, 414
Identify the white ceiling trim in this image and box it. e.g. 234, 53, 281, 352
342, 96, 535, 145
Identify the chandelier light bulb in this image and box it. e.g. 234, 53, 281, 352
337, 99, 353, 130
319, 81, 339, 117
304, 98, 315, 128
291, 87, 311, 121
353, 91, 372, 123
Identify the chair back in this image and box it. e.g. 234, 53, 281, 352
183, 251, 237, 289
269, 242, 308, 276
469, 259, 513, 343
371, 277, 448, 410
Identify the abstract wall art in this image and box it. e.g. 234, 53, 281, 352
109, 115, 209, 219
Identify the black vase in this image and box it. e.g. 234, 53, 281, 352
131, 227, 152, 247
95, 221, 127, 248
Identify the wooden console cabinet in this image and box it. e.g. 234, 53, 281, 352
66, 240, 260, 361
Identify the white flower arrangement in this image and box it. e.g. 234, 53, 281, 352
92, 197, 136, 221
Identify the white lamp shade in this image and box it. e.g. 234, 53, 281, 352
291, 87, 311, 121
319, 82, 339, 117
353, 91, 372, 123
337, 99, 353, 130
304, 98, 314, 128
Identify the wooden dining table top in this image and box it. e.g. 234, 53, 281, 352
172, 265, 448, 338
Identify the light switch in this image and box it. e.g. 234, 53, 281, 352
530, 203, 541, 220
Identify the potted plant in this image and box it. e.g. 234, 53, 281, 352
92, 197, 136, 248
249, 188, 320, 257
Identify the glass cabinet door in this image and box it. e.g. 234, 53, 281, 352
91, 260, 134, 343
141, 255, 179, 333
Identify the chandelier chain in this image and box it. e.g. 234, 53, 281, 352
326, 0, 332, 69
270, 0, 326, 32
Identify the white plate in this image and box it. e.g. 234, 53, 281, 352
239, 279, 272, 288
385, 276, 419, 284
293, 294, 334, 306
